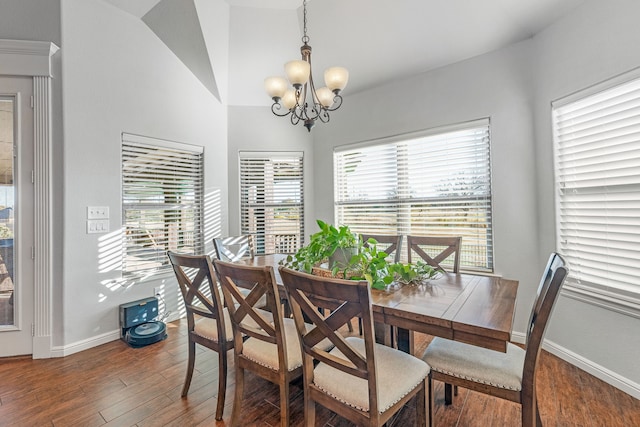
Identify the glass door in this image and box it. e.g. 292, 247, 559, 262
0, 76, 34, 357
0, 97, 15, 327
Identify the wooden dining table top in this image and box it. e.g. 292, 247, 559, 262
237, 253, 519, 353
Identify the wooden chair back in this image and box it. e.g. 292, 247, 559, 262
213, 235, 254, 262
521, 253, 568, 412
279, 266, 384, 422
167, 251, 227, 342
361, 234, 403, 263
407, 235, 462, 273
213, 260, 285, 357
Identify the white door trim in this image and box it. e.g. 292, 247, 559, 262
0, 39, 59, 359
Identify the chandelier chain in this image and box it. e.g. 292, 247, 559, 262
302, 0, 309, 44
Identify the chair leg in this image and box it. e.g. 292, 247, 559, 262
428, 375, 435, 427
181, 339, 196, 397
215, 348, 228, 420
231, 365, 244, 426
280, 380, 290, 427
416, 378, 427, 427
304, 390, 315, 427
521, 395, 541, 427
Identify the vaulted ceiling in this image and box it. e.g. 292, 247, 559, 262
104, 0, 586, 106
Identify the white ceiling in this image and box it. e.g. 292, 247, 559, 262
105, 0, 587, 106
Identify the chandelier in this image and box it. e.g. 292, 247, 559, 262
264, 0, 349, 132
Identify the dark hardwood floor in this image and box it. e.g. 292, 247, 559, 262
0, 318, 638, 426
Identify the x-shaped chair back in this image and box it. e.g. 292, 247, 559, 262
279, 267, 382, 414
167, 252, 226, 332
407, 235, 462, 273
213, 260, 286, 362
361, 234, 403, 263
213, 235, 254, 262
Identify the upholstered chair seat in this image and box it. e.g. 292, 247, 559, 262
314, 336, 430, 413
424, 338, 525, 391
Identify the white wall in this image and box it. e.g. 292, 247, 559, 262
59, 0, 228, 350
532, 0, 640, 391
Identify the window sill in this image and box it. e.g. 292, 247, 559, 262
561, 284, 640, 319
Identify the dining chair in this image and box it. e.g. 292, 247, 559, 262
166, 251, 233, 421
422, 253, 568, 427
213, 235, 254, 262
360, 233, 403, 263
279, 266, 431, 427
213, 259, 331, 426
407, 235, 462, 273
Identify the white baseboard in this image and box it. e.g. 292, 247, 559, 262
51, 329, 121, 358
49, 313, 184, 358
512, 331, 640, 399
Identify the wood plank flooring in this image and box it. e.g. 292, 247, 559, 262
0, 318, 638, 426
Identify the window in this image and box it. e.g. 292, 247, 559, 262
553, 72, 640, 316
240, 151, 304, 255
334, 119, 493, 272
122, 133, 204, 276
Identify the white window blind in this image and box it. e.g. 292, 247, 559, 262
553, 74, 640, 314
122, 133, 204, 276
334, 120, 493, 272
240, 151, 304, 255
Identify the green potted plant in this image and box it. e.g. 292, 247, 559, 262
282, 219, 358, 272
282, 221, 440, 291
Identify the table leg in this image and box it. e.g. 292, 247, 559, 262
395, 327, 415, 354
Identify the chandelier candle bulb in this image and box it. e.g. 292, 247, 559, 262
316, 87, 335, 108
264, 0, 348, 131
324, 67, 349, 92
264, 76, 288, 100
285, 60, 311, 87
282, 89, 297, 110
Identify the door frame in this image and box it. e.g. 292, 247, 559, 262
0, 39, 59, 358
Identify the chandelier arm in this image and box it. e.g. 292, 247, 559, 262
271, 102, 292, 117
290, 111, 301, 125
325, 94, 343, 111
317, 109, 330, 124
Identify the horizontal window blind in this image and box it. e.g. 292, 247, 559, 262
553, 75, 640, 306
240, 152, 304, 255
122, 134, 204, 276
335, 120, 493, 271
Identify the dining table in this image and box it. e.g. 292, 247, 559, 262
236, 253, 519, 355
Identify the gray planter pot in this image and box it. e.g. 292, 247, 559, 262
329, 246, 358, 268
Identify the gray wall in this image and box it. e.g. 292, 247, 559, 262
58, 0, 228, 348
532, 0, 640, 390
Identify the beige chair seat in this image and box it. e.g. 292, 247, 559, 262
423, 337, 525, 391
314, 336, 430, 413
242, 318, 332, 371
194, 310, 234, 343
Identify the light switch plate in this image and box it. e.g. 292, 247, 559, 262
87, 206, 109, 219
87, 219, 110, 234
